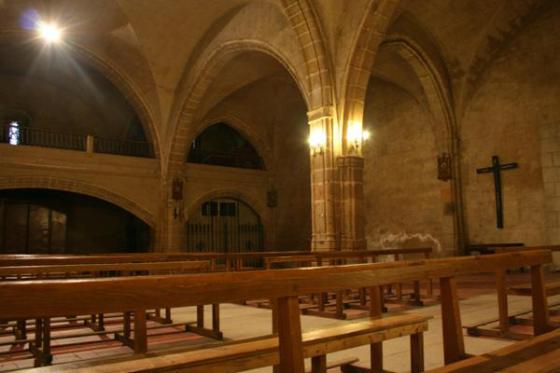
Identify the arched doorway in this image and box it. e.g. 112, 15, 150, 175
0, 189, 151, 254
186, 198, 263, 253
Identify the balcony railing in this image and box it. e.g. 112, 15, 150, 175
0, 125, 154, 158
188, 149, 264, 170
94, 136, 154, 158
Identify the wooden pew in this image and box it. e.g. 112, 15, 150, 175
0, 260, 218, 366
27, 314, 430, 373
466, 245, 560, 339
466, 242, 525, 255
0, 250, 552, 372
263, 248, 433, 318
0, 252, 306, 268
427, 328, 560, 373
0, 260, 211, 279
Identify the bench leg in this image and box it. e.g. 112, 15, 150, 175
16, 319, 26, 340
277, 296, 304, 373
410, 332, 424, 373
531, 264, 552, 335
212, 304, 220, 337
311, 355, 327, 373
197, 305, 204, 328
412, 280, 423, 306
440, 277, 465, 364
32, 318, 52, 367
496, 269, 509, 334
370, 286, 383, 373
271, 299, 279, 373
336, 291, 345, 319
134, 310, 147, 354
124, 311, 131, 339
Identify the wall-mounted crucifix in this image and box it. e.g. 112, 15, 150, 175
476, 155, 518, 229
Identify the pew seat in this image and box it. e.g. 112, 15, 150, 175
428, 328, 560, 373
28, 313, 431, 373
508, 281, 560, 297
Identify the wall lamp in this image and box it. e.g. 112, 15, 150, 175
308, 129, 326, 156
347, 123, 370, 154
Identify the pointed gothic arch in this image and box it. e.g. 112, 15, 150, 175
187, 122, 265, 170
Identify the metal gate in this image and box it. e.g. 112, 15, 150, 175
186, 199, 264, 266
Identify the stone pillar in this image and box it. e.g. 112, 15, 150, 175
338, 156, 366, 250
308, 107, 339, 251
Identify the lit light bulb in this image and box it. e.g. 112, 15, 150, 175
308, 129, 326, 155
362, 130, 370, 141
347, 124, 362, 143
37, 21, 63, 43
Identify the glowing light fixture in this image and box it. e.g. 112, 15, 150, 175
347, 122, 370, 154
37, 21, 63, 44
308, 129, 326, 155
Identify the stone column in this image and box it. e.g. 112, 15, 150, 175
338, 155, 366, 251
308, 107, 339, 251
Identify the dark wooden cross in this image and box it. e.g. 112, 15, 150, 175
476, 155, 518, 229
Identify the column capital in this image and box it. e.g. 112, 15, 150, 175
307, 106, 335, 123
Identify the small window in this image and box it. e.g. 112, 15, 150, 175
8, 121, 20, 145
219, 202, 236, 217
202, 201, 218, 216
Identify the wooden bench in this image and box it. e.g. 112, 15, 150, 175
508, 280, 560, 297
466, 243, 524, 255
466, 245, 560, 339
0, 260, 221, 366
427, 328, 560, 372
0, 250, 552, 372
27, 314, 431, 373
263, 248, 433, 319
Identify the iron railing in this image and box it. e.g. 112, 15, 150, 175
0, 125, 86, 151
0, 125, 154, 158
188, 149, 264, 169
94, 136, 153, 158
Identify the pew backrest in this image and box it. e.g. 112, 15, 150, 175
0, 250, 550, 320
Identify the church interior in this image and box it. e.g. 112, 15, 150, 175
1, 0, 560, 372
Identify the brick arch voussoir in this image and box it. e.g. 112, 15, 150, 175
280, 0, 334, 110
343, 0, 401, 146
168, 40, 310, 177
0, 177, 155, 228
69, 45, 161, 160
381, 37, 456, 152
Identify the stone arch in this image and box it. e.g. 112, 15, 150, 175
0, 31, 161, 160
380, 36, 456, 153
71, 45, 161, 160
193, 113, 273, 171
371, 36, 466, 252
0, 176, 155, 228
341, 0, 400, 154
167, 40, 310, 176
280, 0, 334, 109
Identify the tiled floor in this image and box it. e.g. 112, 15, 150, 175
1, 272, 559, 372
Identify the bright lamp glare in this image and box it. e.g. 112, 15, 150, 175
38, 22, 62, 43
